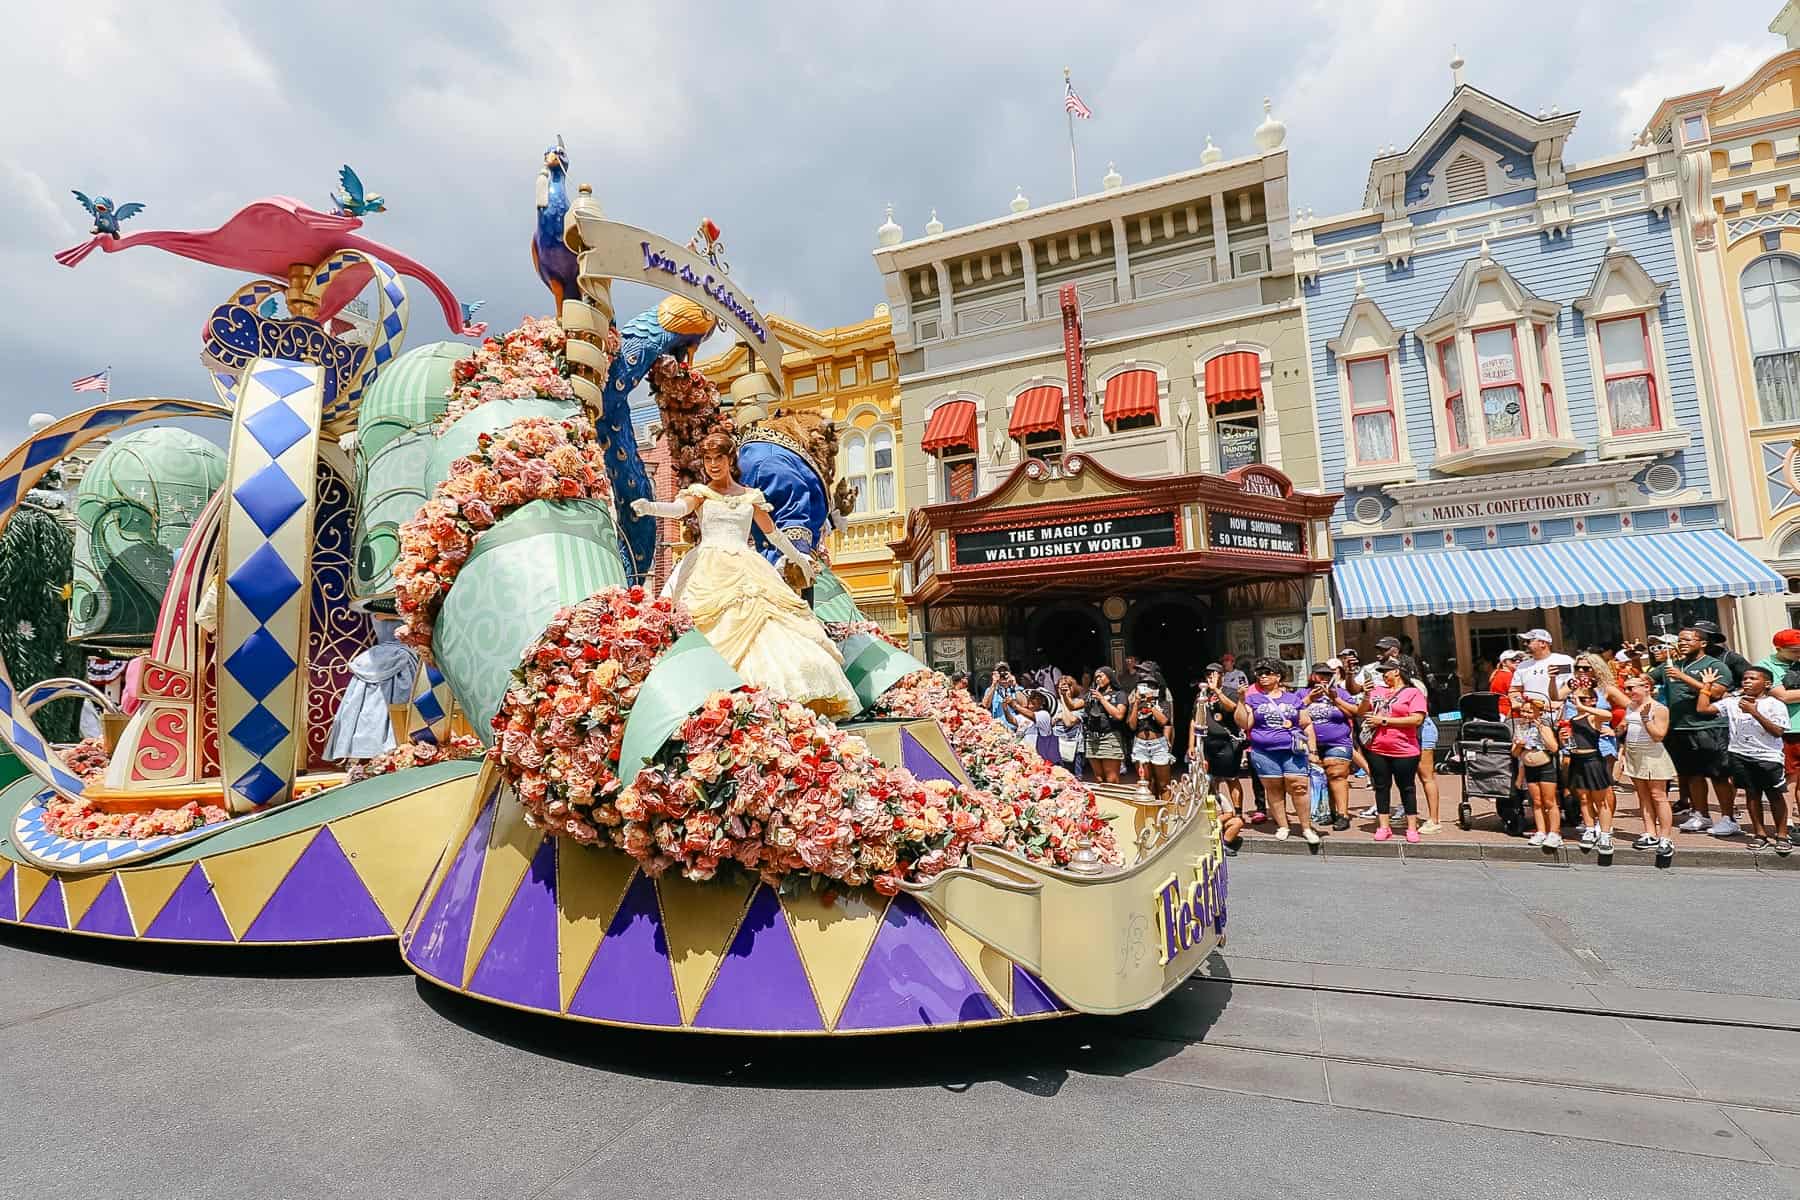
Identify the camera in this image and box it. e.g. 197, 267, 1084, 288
1136, 684, 1155, 698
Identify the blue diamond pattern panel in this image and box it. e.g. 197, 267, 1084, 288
223, 628, 296, 702
227, 543, 303, 623
229, 703, 289, 758
24, 434, 72, 469
235, 463, 306, 538
254, 364, 315, 400
232, 762, 286, 808
0, 476, 16, 514
243, 399, 311, 459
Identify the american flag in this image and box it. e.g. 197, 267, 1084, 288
1064, 79, 1092, 120
71, 369, 109, 394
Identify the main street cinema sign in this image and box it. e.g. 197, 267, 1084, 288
1208, 511, 1304, 555
954, 511, 1178, 565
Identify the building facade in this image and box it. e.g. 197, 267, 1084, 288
696, 312, 909, 640
1644, 4, 1800, 644
873, 110, 1343, 708
1299, 73, 1782, 690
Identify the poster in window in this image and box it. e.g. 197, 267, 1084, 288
1225, 619, 1257, 660
1216, 417, 1262, 472
1260, 613, 1307, 665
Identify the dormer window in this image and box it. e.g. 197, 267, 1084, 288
1327, 289, 1415, 486
1416, 253, 1580, 474
1574, 246, 1687, 455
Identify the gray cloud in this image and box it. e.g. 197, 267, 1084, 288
0, 0, 1776, 452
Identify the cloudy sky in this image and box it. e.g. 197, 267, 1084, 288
0, 0, 1784, 451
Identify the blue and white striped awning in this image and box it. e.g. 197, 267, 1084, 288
1332, 529, 1784, 620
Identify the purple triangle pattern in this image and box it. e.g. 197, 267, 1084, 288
0, 865, 16, 922
836, 893, 999, 1031
566, 870, 680, 1026
693, 884, 823, 1032
245, 827, 392, 942
22, 877, 67, 929
468, 834, 560, 1012
1011, 966, 1069, 1016
900, 729, 957, 785
144, 865, 234, 942
406, 797, 498, 985
75, 875, 135, 937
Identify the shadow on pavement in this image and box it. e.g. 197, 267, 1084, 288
0, 922, 405, 979
409, 957, 1230, 1093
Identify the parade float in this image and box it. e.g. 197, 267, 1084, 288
0, 147, 1227, 1035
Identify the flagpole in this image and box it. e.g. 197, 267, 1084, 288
1065, 66, 1079, 198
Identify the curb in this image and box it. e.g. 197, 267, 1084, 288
1232, 834, 1792, 871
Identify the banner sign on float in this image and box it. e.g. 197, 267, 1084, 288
1207, 511, 1304, 555
954, 511, 1178, 565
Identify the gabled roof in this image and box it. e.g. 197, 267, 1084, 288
1418, 249, 1559, 333
1364, 85, 1579, 210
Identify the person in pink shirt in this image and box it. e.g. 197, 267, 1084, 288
1355, 659, 1428, 842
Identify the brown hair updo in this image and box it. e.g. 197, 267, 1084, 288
697, 431, 741, 481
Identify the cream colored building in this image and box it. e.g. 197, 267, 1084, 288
1645, 4, 1800, 645
696, 313, 909, 639
870, 106, 1342, 698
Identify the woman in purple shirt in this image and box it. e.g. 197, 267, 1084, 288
1302, 662, 1358, 832
1235, 659, 1320, 845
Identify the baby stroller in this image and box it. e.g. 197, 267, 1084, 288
1448, 692, 1521, 833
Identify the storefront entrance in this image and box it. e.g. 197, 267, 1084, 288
1129, 597, 1209, 743
1026, 605, 1108, 678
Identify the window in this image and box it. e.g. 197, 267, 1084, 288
839, 425, 898, 514
939, 451, 977, 501
792, 375, 819, 397
1022, 428, 1064, 464
870, 359, 890, 381
1533, 325, 1558, 436
1346, 356, 1397, 464
1438, 339, 1468, 451
838, 365, 858, 388
870, 426, 895, 510
1743, 255, 1800, 424
1472, 325, 1528, 442
1597, 316, 1659, 434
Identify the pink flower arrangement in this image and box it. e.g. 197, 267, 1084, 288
823, 620, 898, 648
58, 737, 110, 782
346, 731, 486, 782
874, 670, 1121, 870
394, 414, 612, 653
41, 795, 229, 842
489, 586, 696, 844
438, 317, 581, 431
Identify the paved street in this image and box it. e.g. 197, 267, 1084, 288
3, 856, 1797, 1199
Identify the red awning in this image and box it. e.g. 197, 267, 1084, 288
1008, 385, 1065, 438
1205, 351, 1262, 407
1103, 369, 1158, 424
920, 399, 978, 453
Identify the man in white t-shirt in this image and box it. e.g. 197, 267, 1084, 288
1707, 664, 1791, 850
1508, 628, 1574, 705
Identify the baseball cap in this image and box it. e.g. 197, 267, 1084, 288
1374, 636, 1401, 650
1517, 628, 1553, 643
1691, 619, 1723, 638
1775, 629, 1800, 649
1203, 662, 1223, 674
1497, 649, 1525, 663
1650, 633, 1678, 647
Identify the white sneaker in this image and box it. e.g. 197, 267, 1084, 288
1544, 832, 1564, 849
1527, 831, 1547, 847
1708, 817, 1741, 837
1579, 826, 1598, 847
1678, 814, 1709, 833
1597, 832, 1613, 855
1274, 826, 1290, 840
1301, 827, 1321, 846
1358, 804, 1379, 819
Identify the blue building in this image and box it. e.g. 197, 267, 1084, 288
1294, 76, 1782, 686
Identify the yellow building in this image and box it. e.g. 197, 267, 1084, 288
1646, 3, 1800, 642
696, 310, 910, 641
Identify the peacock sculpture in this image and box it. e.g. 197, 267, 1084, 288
531, 137, 580, 308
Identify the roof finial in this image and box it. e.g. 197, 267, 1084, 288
1010, 186, 1029, 214
1255, 98, 1287, 152
1353, 270, 1367, 297
924, 208, 943, 235
1201, 134, 1222, 165
1450, 45, 1466, 90
1478, 237, 1492, 263
876, 203, 902, 247
1102, 161, 1122, 191
1605, 221, 1619, 249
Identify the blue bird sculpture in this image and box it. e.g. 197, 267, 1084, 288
532, 136, 581, 308
600, 295, 718, 583
330, 165, 385, 216
72, 191, 144, 239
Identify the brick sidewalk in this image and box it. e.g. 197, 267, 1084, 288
1208, 769, 1800, 869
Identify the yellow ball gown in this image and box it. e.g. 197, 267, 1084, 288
662, 484, 859, 719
